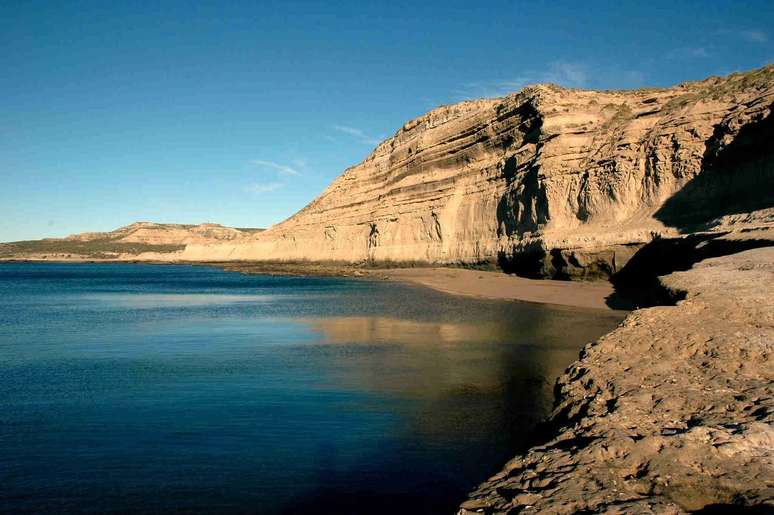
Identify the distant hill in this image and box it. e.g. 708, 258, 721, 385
0, 222, 264, 260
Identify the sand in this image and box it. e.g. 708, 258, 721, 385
373, 268, 619, 310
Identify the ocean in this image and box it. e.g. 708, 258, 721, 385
0, 263, 623, 514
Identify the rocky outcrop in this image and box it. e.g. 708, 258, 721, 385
180, 65, 774, 278
457, 247, 774, 514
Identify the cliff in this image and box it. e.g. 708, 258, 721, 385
458, 246, 774, 513
180, 65, 774, 278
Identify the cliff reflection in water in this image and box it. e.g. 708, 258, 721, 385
279, 306, 624, 514
300, 309, 615, 442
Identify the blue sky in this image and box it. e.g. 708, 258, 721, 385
2, 0, 773, 241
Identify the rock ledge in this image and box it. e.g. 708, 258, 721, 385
458, 247, 774, 514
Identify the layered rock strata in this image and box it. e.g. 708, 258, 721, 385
180, 66, 774, 278
458, 247, 774, 514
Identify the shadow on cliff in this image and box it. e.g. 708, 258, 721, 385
653, 104, 774, 231
494, 105, 553, 278
604, 105, 774, 309
497, 104, 774, 281
605, 233, 774, 309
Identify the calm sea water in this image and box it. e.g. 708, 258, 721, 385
0, 263, 624, 514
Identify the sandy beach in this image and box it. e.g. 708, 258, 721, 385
216, 261, 622, 310
373, 268, 620, 310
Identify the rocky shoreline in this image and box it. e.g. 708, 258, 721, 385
458, 247, 774, 514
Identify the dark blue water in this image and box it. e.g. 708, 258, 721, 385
0, 263, 624, 514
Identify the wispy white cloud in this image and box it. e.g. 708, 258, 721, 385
740, 29, 768, 43
667, 46, 711, 59
245, 181, 284, 194
290, 158, 308, 170
453, 61, 649, 101
332, 124, 382, 145
452, 77, 530, 101
549, 61, 588, 86
454, 61, 594, 100
621, 70, 647, 87
251, 159, 301, 176
245, 158, 307, 195
717, 28, 769, 43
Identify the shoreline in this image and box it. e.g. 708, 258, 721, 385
5, 251, 772, 513
2, 258, 624, 311
368, 267, 621, 311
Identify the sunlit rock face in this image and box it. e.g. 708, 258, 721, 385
182, 66, 774, 277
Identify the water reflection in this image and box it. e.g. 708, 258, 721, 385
300, 310, 610, 404
80, 292, 284, 308
308, 315, 490, 345
302, 316, 519, 398
278, 310, 619, 514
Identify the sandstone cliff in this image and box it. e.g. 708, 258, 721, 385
457, 247, 774, 514
181, 65, 774, 278
5, 66, 773, 275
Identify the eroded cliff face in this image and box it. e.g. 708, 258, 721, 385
182, 65, 774, 277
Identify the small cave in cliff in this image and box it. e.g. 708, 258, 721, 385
496, 242, 549, 279
654, 105, 774, 231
